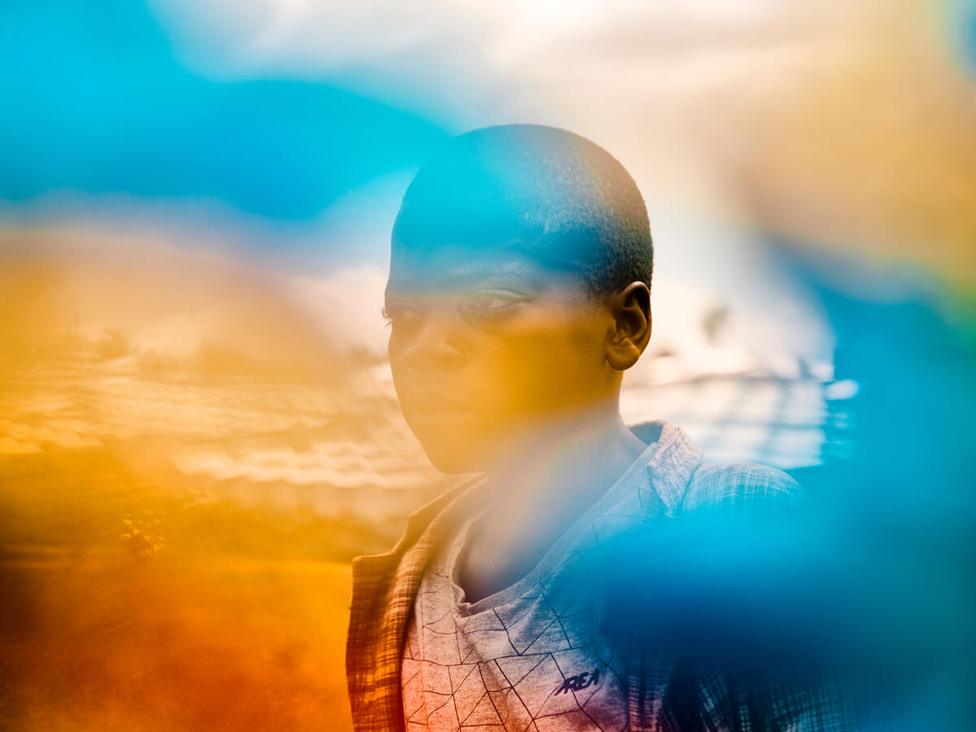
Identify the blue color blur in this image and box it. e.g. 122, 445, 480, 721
0, 0, 448, 221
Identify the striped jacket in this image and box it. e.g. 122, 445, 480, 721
345, 420, 860, 731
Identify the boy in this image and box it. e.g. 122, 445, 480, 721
346, 124, 857, 731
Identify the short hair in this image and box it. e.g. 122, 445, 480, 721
391, 124, 653, 296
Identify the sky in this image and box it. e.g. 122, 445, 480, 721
2, 0, 974, 379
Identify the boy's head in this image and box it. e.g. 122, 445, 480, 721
385, 124, 654, 472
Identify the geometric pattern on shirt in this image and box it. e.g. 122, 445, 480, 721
401, 523, 636, 732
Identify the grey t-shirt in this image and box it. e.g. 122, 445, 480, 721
401, 440, 661, 731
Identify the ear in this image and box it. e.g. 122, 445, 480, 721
605, 282, 651, 371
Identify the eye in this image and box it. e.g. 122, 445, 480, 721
463, 289, 530, 315
381, 302, 423, 326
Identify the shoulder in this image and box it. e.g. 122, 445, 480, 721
681, 460, 810, 514
352, 474, 485, 565
643, 421, 809, 517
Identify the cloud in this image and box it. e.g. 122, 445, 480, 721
0, 223, 364, 382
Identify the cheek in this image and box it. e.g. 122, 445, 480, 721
386, 333, 405, 391
387, 329, 405, 372
481, 308, 608, 411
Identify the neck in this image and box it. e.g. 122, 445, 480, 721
479, 399, 647, 546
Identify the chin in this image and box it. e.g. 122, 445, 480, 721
419, 439, 485, 474
409, 428, 487, 474
402, 411, 490, 474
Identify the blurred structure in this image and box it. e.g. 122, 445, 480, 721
1, 0, 974, 729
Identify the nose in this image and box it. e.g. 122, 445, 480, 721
401, 313, 467, 371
